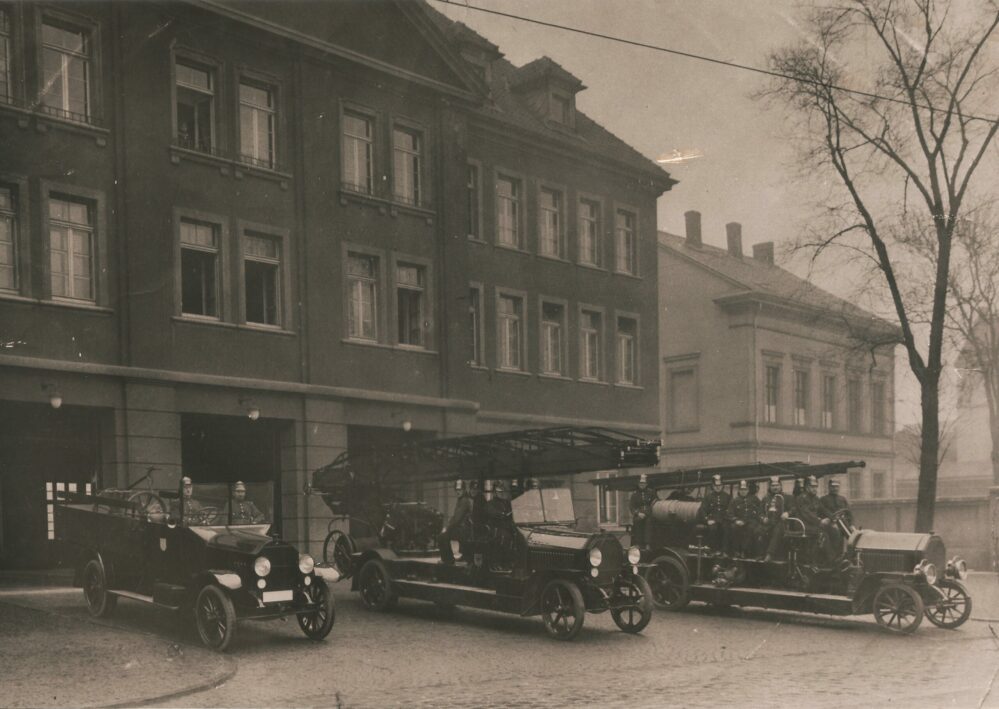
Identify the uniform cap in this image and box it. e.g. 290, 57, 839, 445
639, 473, 648, 483
234, 481, 246, 491
711, 474, 722, 485
182, 476, 192, 485
769, 475, 780, 485
829, 479, 841, 488
806, 475, 818, 486
738, 480, 748, 490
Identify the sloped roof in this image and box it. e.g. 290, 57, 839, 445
659, 231, 898, 335
510, 56, 585, 91
418, 2, 672, 184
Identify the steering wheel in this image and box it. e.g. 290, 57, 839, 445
831, 508, 854, 528
193, 506, 220, 525
127, 491, 168, 523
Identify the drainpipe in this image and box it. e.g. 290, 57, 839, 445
752, 300, 762, 462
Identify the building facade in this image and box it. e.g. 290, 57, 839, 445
0, 0, 673, 567
653, 211, 896, 499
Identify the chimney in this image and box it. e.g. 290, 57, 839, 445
684, 210, 702, 247
753, 241, 775, 265
726, 222, 743, 258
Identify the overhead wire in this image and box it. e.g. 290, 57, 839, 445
432, 0, 999, 126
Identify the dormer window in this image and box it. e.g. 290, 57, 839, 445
552, 93, 572, 126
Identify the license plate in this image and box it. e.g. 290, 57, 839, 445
262, 590, 293, 603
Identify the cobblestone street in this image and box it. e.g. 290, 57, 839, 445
3, 579, 998, 708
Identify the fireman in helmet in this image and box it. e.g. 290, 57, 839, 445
792, 474, 837, 564
696, 473, 731, 554
819, 478, 852, 557
760, 475, 791, 562
439, 479, 473, 565
727, 480, 761, 558
629, 473, 658, 546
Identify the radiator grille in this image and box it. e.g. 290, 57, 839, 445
529, 550, 577, 571
860, 550, 912, 573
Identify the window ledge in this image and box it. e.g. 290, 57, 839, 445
613, 269, 642, 280
169, 145, 292, 188
578, 377, 609, 387
172, 315, 235, 329
239, 323, 296, 337
0, 102, 109, 145
495, 242, 528, 255
577, 261, 607, 273
338, 189, 435, 222
468, 363, 489, 371
0, 294, 114, 314
340, 338, 439, 355
467, 236, 488, 245
496, 367, 531, 377
613, 382, 644, 390
538, 372, 572, 381
537, 253, 570, 264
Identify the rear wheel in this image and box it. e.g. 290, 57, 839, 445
645, 555, 690, 611
82, 559, 117, 618
323, 530, 356, 578
540, 579, 585, 641
358, 559, 397, 611
611, 575, 654, 634
925, 579, 972, 629
298, 578, 336, 640
873, 583, 924, 634
194, 584, 236, 651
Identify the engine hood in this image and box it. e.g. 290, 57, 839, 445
853, 530, 938, 552
521, 527, 596, 550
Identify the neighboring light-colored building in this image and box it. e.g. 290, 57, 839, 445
656, 211, 897, 498
0, 1, 672, 568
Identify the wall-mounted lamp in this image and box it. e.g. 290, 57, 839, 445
41, 383, 62, 410
239, 396, 260, 421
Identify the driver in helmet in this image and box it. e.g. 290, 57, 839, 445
793, 475, 838, 564
696, 473, 731, 554
225, 481, 266, 525
819, 478, 852, 554
181, 476, 205, 525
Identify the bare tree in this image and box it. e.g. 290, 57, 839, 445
764, 0, 999, 531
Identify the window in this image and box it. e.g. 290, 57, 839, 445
616, 317, 637, 385
496, 175, 521, 248
847, 378, 862, 433
578, 199, 601, 266
539, 188, 563, 258
180, 220, 219, 316
764, 365, 780, 423
466, 163, 480, 239
597, 471, 620, 525
669, 368, 697, 430
393, 127, 421, 205
848, 470, 863, 499
821, 374, 836, 429
0, 9, 11, 103
872, 470, 886, 499
615, 209, 637, 275
41, 20, 91, 120
497, 294, 523, 370
793, 369, 809, 426
243, 233, 280, 326
49, 197, 94, 302
552, 93, 571, 125
871, 381, 886, 435
175, 59, 215, 153
396, 263, 426, 347
541, 301, 564, 375
468, 286, 483, 366
347, 253, 377, 340
580, 309, 602, 380
342, 111, 373, 194
0, 187, 16, 292
239, 81, 275, 168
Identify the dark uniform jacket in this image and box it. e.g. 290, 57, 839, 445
761, 492, 790, 525
819, 493, 853, 525
445, 495, 473, 534
697, 489, 731, 523
727, 494, 762, 526
792, 492, 824, 528
629, 488, 658, 520
225, 500, 265, 525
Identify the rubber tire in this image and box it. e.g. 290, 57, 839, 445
924, 579, 972, 629
644, 555, 690, 611
872, 583, 924, 634
298, 578, 336, 640
194, 584, 237, 652
611, 574, 654, 634
82, 559, 117, 618
357, 559, 398, 611
323, 530, 355, 578
540, 579, 585, 641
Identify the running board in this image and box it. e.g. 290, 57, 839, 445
109, 589, 181, 610
392, 578, 521, 614
689, 583, 853, 615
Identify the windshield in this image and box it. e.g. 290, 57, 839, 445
511, 487, 576, 525
181, 482, 273, 527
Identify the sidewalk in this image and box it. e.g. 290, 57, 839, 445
0, 593, 235, 709
965, 571, 999, 620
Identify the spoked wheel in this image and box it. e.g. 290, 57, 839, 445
298, 578, 336, 640
358, 559, 397, 611
540, 579, 585, 641
194, 584, 237, 651
873, 583, 924, 634
323, 530, 356, 577
645, 555, 690, 611
127, 491, 167, 522
611, 575, 654, 634
925, 579, 972, 629
82, 559, 117, 618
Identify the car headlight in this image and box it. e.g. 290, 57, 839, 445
948, 556, 969, 580
299, 554, 315, 574
915, 559, 937, 585
627, 546, 641, 565
588, 548, 603, 567
254, 556, 271, 577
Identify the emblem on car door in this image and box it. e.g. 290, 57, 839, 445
160, 538, 167, 552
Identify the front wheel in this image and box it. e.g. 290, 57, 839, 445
645, 555, 690, 611
323, 530, 356, 578
298, 578, 336, 640
611, 575, 654, 634
82, 559, 117, 618
540, 579, 585, 641
925, 579, 972, 629
194, 584, 237, 651
873, 583, 924, 634
357, 559, 397, 611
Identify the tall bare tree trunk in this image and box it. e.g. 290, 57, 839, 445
916, 377, 940, 532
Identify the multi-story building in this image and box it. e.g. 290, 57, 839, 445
653, 211, 897, 499
0, 1, 672, 567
